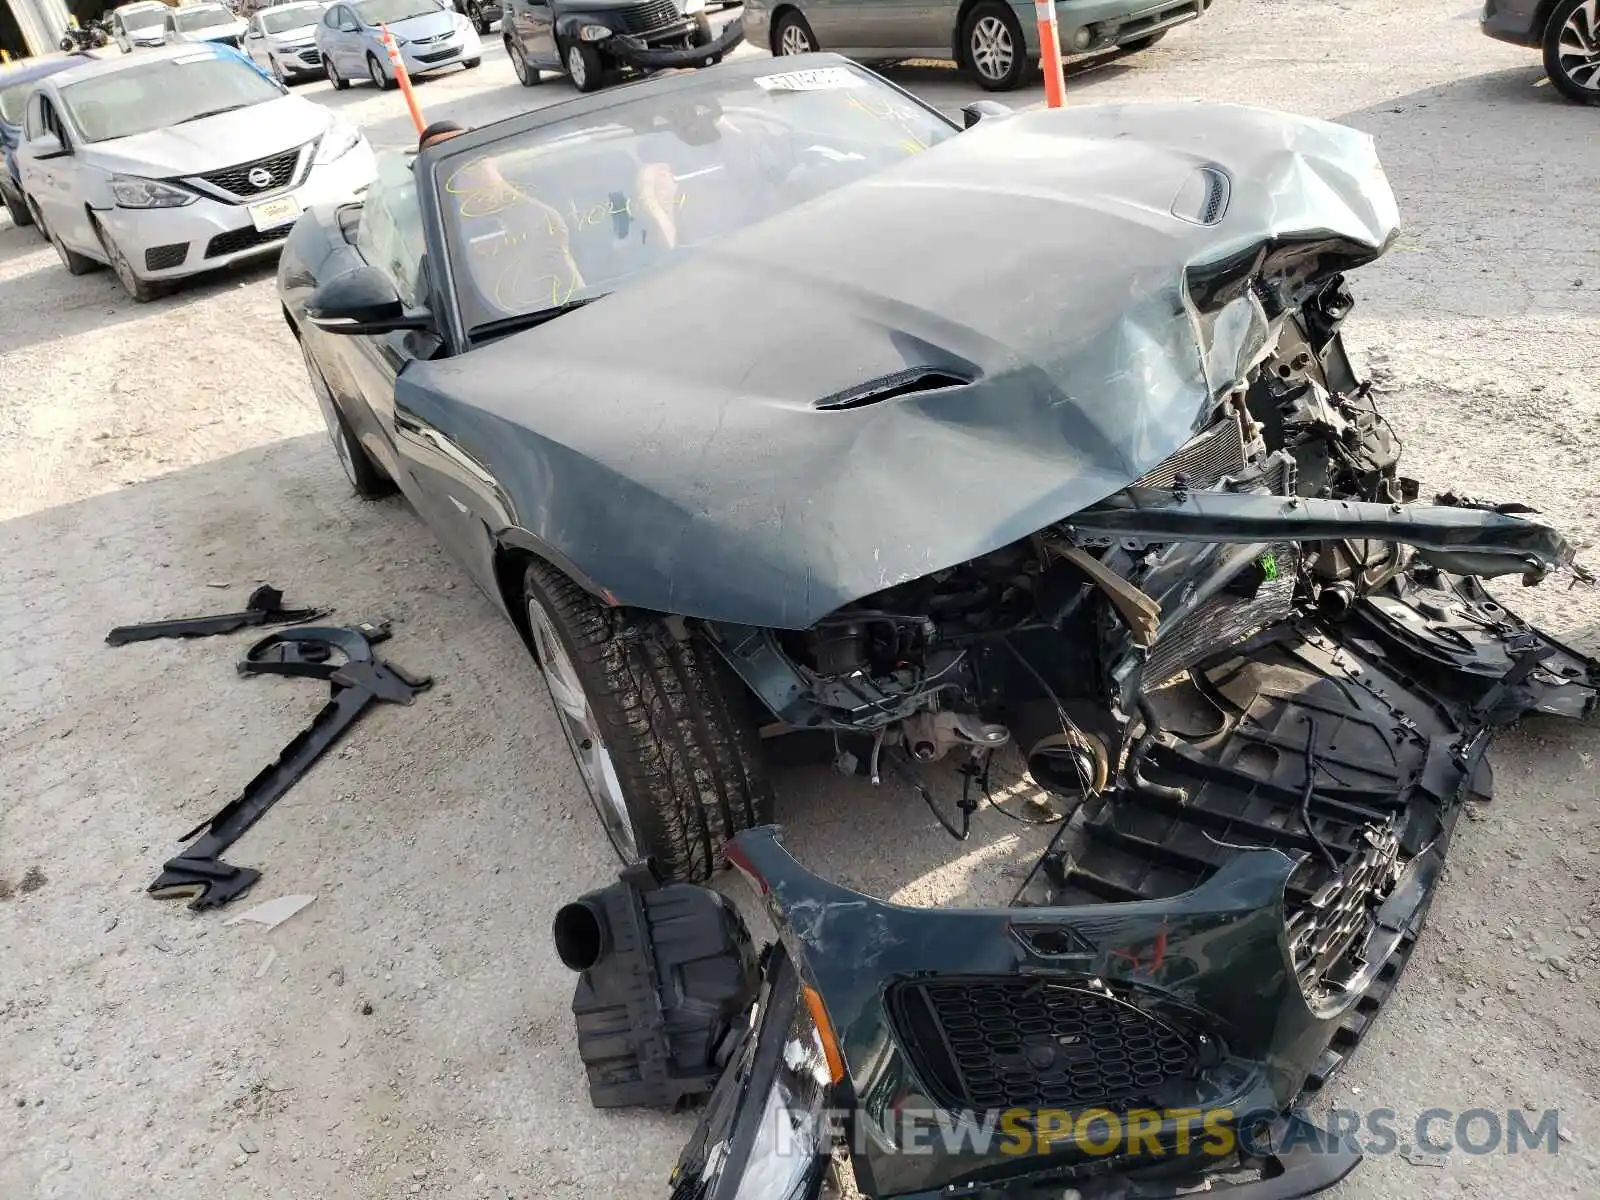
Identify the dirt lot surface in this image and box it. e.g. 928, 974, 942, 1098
3, 3, 1598, 1198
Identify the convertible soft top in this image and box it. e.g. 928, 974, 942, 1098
397, 100, 1400, 628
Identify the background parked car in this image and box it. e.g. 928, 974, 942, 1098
1482, 0, 1600, 104
247, 1, 333, 81
110, 1, 173, 50
316, 0, 483, 91
163, 2, 253, 48
500, 0, 722, 93
742, 0, 1214, 90
452, 0, 501, 35
0, 52, 95, 231
12, 44, 375, 302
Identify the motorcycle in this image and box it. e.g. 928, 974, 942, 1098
59, 20, 111, 52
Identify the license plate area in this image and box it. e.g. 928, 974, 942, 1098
249, 194, 301, 231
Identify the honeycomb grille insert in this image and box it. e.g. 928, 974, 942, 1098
889, 978, 1200, 1112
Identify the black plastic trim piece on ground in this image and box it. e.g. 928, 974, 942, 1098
106, 583, 328, 645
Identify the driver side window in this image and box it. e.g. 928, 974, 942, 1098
356, 150, 429, 310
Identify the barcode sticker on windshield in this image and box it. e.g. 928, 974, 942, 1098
753, 67, 864, 92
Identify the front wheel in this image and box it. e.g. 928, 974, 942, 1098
1543, 0, 1600, 105
462, 56, 481, 68
771, 9, 817, 55
467, 1, 490, 33
325, 56, 350, 90
507, 35, 540, 84
94, 215, 164, 303
522, 560, 774, 883
301, 340, 394, 498
366, 52, 395, 90
963, 0, 1031, 91
564, 40, 603, 92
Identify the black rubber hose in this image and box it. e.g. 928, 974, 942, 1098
1127, 698, 1188, 805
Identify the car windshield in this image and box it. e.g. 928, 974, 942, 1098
262, 7, 318, 31
176, 7, 236, 29
59, 53, 281, 143
353, 0, 443, 24
429, 64, 958, 332
121, 7, 166, 29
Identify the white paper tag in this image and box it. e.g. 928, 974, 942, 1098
753, 67, 865, 92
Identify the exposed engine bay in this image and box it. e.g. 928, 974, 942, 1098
694, 269, 1598, 1117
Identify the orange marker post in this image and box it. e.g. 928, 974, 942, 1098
380, 25, 427, 136
1034, 0, 1065, 107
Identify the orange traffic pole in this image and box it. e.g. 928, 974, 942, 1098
1035, 0, 1065, 107
380, 25, 427, 135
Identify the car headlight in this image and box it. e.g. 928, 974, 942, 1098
109, 174, 195, 209
578, 22, 611, 39
671, 946, 837, 1200
315, 121, 363, 164
389, 32, 408, 44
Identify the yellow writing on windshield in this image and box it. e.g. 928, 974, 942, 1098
494, 263, 584, 314
843, 93, 932, 153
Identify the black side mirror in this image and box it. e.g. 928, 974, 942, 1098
961, 100, 1014, 129
306, 265, 431, 335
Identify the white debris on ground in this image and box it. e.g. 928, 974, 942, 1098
1, 3, 1598, 1199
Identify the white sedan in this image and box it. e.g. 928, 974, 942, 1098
13, 45, 375, 302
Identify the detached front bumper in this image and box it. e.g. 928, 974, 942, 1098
717, 827, 1391, 1199
607, 17, 745, 68
99, 141, 376, 283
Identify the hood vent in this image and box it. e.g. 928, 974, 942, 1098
1170, 165, 1231, 226
813, 367, 974, 412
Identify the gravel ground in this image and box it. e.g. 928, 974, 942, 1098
2, 3, 1598, 1198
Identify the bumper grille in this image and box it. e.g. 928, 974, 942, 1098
143, 242, 188, 271
292, 47, 322, 64
889, 978, 1200, 1112
615, 0, 681, 33
205, 224, 291, 259
414, 48, 459, 63
196, 145, 304, 201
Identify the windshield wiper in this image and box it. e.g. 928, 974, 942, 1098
175, 103, 254, 125
471, 294, 610, 340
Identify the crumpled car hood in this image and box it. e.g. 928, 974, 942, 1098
398, 102, 1400, 629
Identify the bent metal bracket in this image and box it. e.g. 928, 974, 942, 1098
148, 622, 432, 910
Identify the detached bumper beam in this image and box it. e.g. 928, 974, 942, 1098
1073, 486, 1585, 581
608, 20, 744, 69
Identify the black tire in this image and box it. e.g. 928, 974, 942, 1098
563, 39, 604, 92
1543, 0, 1600, 105
522, 559, 774, 883
367, 52, 395, 90
1, 184, 32, 228
507, 35, 540, 84
962, 0, 1032, 91
300, 339, 394, 498
93, 215, 164, 303
462, 56, 481, 68
1120, 28, 1166, 53
467, 0, 490, 33
770, 8, 817, 56
325, 56, 350, 90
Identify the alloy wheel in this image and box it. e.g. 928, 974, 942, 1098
779, 24, 811, 54
507, 37, 529, 81
525, 596, 637, 860
325, 58, 339, 85
566, 43, 587, 88
970, 14, 1014, 82
303, 344, 358, 488
1555, 0, 1600, 94
368, 55, 386, 87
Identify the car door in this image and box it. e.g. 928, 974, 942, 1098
863, 0, 952, 52
244, 14, 269, 67
333, 6, 364, 71
19, 91, 95, 254
511, 0, 557, 68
